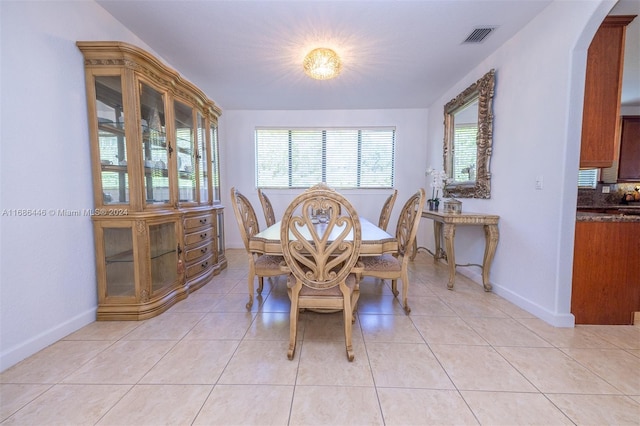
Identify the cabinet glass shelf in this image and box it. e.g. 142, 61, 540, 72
106, 248, 176, 264
98, 122, 125, 134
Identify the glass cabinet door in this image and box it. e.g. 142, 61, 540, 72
103, 226, 135, 299
175, 100, 196, 203
196, 112, 210, 204
140, 82, 170, 206
210, 122, 221, 203
95, 75, 129, 205
149, 221, 179, 295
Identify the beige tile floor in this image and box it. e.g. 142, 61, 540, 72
1, 248, 639, 425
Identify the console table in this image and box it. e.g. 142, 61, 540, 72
418, 211, 499, 291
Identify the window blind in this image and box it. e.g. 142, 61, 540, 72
453, 124, 478, 181
256, 128, 395, 189
578, 169, 598, 188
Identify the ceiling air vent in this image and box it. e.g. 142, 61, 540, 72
463, 27, 496, 44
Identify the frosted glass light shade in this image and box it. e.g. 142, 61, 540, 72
303, 48, 342, 80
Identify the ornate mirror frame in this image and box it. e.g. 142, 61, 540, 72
443, 69, 495, 199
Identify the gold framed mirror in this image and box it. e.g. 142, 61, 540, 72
443, 69, 495, 199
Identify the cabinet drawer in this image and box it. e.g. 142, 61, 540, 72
185, 225, 213, 246
186, 253, 213, 278
184, 213, 214, 231
185, 241, 214, 263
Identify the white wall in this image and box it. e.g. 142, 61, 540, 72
219, 109, 429, 248
0, 0, 615, 372
621, 106, 640, 115
0, 1, 167, 371
422, 0, 615, 327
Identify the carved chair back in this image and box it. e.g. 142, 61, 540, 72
230, 187, 260, 252
378, 189, 398, 231
280, 183, 362, 290
395, 188, 426, 257
258, 189, 277, 228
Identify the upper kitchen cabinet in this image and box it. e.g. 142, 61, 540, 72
618, 116, 640, 181
580, 15, 636, 168
78, 41, 226, 320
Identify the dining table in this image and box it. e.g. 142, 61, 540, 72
249, 217, 398, 257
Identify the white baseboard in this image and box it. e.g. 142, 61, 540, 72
456, 266, 575, 328
0, 308, 96, 372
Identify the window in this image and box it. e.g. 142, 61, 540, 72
453, 123, 477, 181
578, 168, 598, 188
256, 128, 395, 189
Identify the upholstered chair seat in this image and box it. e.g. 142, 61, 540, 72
359, 254, 402, 273
255, 254, 285, 272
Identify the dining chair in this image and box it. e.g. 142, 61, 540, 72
257, 188, 277, 228
281, 183, 363, 361
378, 189, 398, 231
230, 187, 286, 309
359, 188, 425, 314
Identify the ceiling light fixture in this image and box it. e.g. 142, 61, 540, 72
303, 47, 342, 80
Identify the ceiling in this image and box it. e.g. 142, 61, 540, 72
96, 0, 637, 111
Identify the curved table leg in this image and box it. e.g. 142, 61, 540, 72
410, 239, 418, 261
443, 223, 456, 289
482, 224, 499, 291
433, 221, 446, 262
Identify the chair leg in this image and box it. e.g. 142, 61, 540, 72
246, 257, 256, 309
391, 279, 399, 297
351, 282, 360, 323
287, 286, 300, 360
341, 286, 355, 362
257, 276, 264, 294
343, 302, 354, 362
246, 277, 254, 310
401, 272, 411, 314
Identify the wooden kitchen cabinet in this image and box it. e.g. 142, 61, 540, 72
580, 15, 635, 168
618, 116, 640, 181
572, 220, 640, 324
78, 41, 226, 320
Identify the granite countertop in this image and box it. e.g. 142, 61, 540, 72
576, 207, 640, 222
577, 201, 639, 210
577, 187, 640, 221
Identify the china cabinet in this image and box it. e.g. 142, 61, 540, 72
78, 41, 226, 320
